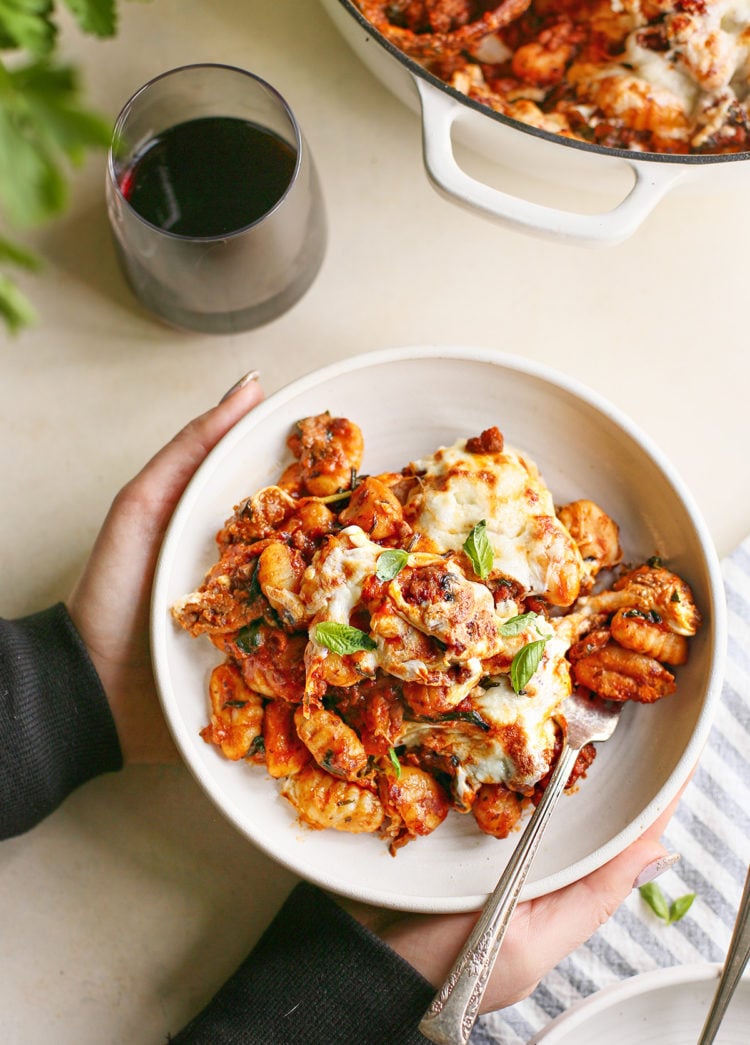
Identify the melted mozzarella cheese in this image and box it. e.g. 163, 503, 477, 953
388, 558, 501, 660
300, 526, 381, 624
399, 636, 571, 794
407, 439, 583, 603
622, 0, 750, 114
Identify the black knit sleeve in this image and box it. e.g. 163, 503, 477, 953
0, 603, 123, 839
171, 881, 437, 1045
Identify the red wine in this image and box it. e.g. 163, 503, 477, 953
119, 116, 297, 237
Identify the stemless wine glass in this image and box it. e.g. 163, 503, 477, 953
106, 63, 327, 334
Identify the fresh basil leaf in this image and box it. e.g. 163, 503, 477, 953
510, 638, 547, 693
313, 621, 376, 655
499, 612, 540, 636
463, 520, 493, 579
387, 747, 401, 778
639, 882, 670, 921
235, 620, 263, 654
376, 549, 408, 582
668, 892, 696, 924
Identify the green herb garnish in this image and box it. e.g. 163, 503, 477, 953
639, 882, 696, 924
510, 638, 548, 694
247, 735, 265, 758
463, 520, 493, 579
433, 709, 491, 731
313, 621, 377, 655
387, 747, 402, 778
376, 548, 409, 582
499, 612, 541, 636
235, 620, 263, 653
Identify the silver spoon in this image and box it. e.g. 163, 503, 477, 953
419, 691, 625, 1045
696, 863, 750, 1044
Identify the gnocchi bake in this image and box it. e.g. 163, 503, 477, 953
172, 414, 700, 852
354, 0, 750, 154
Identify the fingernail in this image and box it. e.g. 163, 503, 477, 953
219, 369, 261, 403
633, 852, 681, 889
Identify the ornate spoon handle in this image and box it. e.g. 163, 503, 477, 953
696, 863, 750, 1045
418, 742, 579, 1045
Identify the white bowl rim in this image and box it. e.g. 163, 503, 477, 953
527, 962, 750, 1042
151, 345, 727, 911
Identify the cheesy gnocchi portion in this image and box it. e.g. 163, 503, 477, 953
172, 414, 700, 852
355, 0, 750, 154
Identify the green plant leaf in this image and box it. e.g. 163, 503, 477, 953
387, 747, 401, 778
0, 272, 36, 332
0, 233, 41, 269
10, 59, 111, 158
0, 59, 111, 227
0, 0, 57, 55
0, 5, 124, 333
510, 638, 547, 693
313, 622, 377, 655
62, 0, 116, 37
0, 106, 66, 224
463, 519, 493, 579
376, 549, 408, 583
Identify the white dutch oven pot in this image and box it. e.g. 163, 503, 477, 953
320, 0, 750, 245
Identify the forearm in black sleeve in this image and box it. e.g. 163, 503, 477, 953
0, 603, 123, 840
171, 881, 437, 1045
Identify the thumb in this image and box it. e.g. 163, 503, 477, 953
499, 796, 682, 1007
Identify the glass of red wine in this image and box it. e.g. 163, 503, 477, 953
106, 64, 326, 334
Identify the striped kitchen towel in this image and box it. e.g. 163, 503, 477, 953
474, 536, 750, 1045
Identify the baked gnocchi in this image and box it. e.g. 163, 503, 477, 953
172, 414, 701, 852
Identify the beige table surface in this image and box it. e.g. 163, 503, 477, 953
1, 2, 749, 1042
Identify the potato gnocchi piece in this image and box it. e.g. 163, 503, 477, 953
294, 707, 369, 781
200, 663, 264, 761
281, 765, 385, 833
263, 700, 311, 779
379, 764, 450, 851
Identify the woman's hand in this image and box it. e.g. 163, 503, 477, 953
67, 372, 264, 764
344, 796, 679, 1013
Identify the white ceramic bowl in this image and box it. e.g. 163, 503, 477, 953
150, 346, 726, 913
527, 964, 750, 1044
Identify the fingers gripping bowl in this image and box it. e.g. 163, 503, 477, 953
151, 348, 725, 913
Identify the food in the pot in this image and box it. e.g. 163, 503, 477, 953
354, 0, 750, 153
172, 413, 701, 852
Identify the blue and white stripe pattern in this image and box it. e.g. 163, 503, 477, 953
475, 537, 750, 1045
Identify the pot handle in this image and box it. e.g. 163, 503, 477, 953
416, 77, 684, 246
